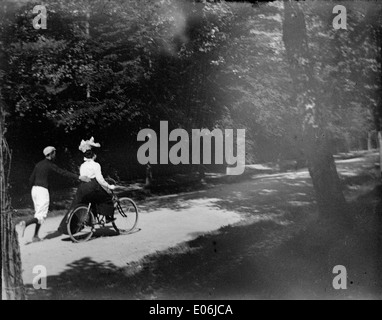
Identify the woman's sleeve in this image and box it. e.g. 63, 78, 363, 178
94, 163, 111, 189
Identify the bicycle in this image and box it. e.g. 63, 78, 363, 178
66, 189, 139, 243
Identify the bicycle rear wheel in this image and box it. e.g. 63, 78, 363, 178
112, 197, 139, 234
67, 206, 95, 243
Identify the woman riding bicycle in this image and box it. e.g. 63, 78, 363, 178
58, 137, 117, 233
75, 137, 116, 221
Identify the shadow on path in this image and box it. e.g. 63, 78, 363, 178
25, 155, 382, 300
26, 183, 382, 300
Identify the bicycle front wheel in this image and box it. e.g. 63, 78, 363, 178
112, 197, 139, 234
67, 206, 95, 243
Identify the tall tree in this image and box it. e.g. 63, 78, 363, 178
1, 98, 25, 300
282, 0, 348, 222
1, 2, 25, 300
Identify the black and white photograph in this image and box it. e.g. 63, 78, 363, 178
1, 0, 381, 302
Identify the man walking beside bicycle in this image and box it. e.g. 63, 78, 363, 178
18, 146, 91, 242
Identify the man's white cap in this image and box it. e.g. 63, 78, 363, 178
43, 146, 56, 156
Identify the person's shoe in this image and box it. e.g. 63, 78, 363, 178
18, 221, 26, 237
32, 236, 42, 243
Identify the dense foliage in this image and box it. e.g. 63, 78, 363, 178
1, 0, 380, 193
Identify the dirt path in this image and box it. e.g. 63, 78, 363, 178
19, 196, 243, 285
18, 152, 380, 299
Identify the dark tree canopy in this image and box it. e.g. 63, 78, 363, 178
1, 0, 380, 211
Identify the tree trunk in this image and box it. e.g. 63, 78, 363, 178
305, 131, 347, 220
379, 131, 382, 177
1, 100, 25, 300
145, 163, 153, 187
344, 135, 351, 153
367, 132, 373, 151
1, 211, 26, 300
282, 0, 348, 222
358, 137, 365, 151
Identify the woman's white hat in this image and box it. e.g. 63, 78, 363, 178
79, 137, 101, 153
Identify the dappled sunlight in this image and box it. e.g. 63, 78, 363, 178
246, 164, 274, 170
22, 152, 380, 300
146, 197, 242, 214
140, 171, 317, 216
292, 193, 308, 197
251, 173, 288, 180
20, 197, 244, 286
287, 201, 311, 207
232, 191, 245, 198
251, 172, 313, 187
138, 190, 210, 212
258, 189, 278, 195
284, 172, 311, 179
236, 211, 290, 228
288, 192, 315, 203
239, 207, 261, 213
249, 213, 286, 224
338, 170, 359, 177
281, 181, 309, 187
202, 170, 318, 220
336, 158, 367, 164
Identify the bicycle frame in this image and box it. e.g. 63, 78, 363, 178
86, 202, 107, 227
67, 190, 139, 242
86, 193, 120, 227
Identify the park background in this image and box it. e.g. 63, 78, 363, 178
1, 0, 381, 300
